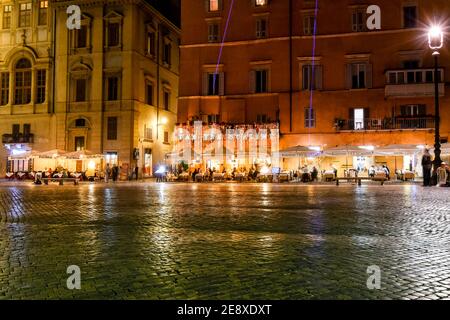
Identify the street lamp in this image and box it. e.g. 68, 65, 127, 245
428, 25, 444, 180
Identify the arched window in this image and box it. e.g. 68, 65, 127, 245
14, 58, 32, 105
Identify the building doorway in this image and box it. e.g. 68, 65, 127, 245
144, 148, 152, 176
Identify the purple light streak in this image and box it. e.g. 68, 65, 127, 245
308, 0, 319, 143
213, 0, 236, 94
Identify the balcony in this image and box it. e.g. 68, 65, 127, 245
2, 133, 34, 144
385, 68, 445, 98
335, 117, 435, 131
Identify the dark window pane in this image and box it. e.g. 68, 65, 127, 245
75, 79, 87, 102
107, 117, 118, 140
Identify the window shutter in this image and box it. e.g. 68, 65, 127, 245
419, 104, 426, 116
315, 65, 323, 90
346, 64, 352, 89
366, 63, 373, 88
218, 0, 223, 10
202, 73, 208, 96
348, 108, 355, 130
349, 108, 355, 120
249, 70, 256, 93
400, 105, 406, 116
364, 108, 370, 119
219, 72, 225, 96
205, 0, 210, 12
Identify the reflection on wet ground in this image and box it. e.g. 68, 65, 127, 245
0, 183, 449, 299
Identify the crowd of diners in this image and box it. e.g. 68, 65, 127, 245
5, 167, 96, 182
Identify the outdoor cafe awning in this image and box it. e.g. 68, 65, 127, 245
322, 145, 375, 157
33, 149, 67, 159
279, 145, 322, 158
375, 144, 423, 156
64, 150, 103, 159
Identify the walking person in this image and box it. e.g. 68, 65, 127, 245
436, 162, 448, 187
421, 149, 433, 187
134, 165, 139, 181
105, 164, 111, 183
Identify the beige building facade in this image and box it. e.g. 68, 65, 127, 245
0, 0, 180, 178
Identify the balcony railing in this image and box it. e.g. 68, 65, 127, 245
335, 117, 435, 131
385, 68, 445, 98
2, 133, 34, 144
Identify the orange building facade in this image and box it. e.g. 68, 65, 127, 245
179, 0, 450, 175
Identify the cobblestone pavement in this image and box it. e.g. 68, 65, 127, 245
0, 182, 450, 300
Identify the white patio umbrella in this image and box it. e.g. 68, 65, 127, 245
64, 150, 101, 159
323, 145, 375, 169
34, 149, 67, 159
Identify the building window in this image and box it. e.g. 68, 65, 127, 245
36, 70, 46, 104
164, 131, 169, 144
147, 32, 156, 56
144, 125, 153, 140
38, 1, 48, 25
351, 9, 366, 32
403, 6, 417, 28
12, 124, 20, 140
0, 73, 9, 106
75, 137, 85, 151
208, 23, 220, 42
146, 82, 154, 105
208, 0, 220, 12
75, 118, 86, 127
3, 5, 12, 29
400, 104, 426, 117
303, 15, 315, 35
257, 114, 268, 123
163, 91, 170, 111
106, 76, 119, 101
207, 73, 219, 95
302, 65, 322, 90
350, 63, 366, 89
207, 114, 220, 123
19, 3, 31, 28
255, 69, 268, 93
255, 0, 268, 7
105, 152, 118, 165
107, 22, 120, 47
14, 58, 32, 105
353, 108, 365, 130
163, 42, 172, 65
23, 124, 31, 137
75, 25, 88, 48
256, 18, 267, 38
403, 60, 419, 69
75, 79, 87, 102
304, 108, 315, 128
107, 117, 118, 140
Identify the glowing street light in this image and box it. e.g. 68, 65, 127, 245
427, 25, 444, 183
428, 26, 444, 51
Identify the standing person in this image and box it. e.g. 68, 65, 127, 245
311, 166, 319, 181
134, 165, 139, 181
112, 165, 118, 182
105, 164, 111, 183
436, 162, 448, 187
421, 149, 433, 187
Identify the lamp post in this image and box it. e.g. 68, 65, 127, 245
428, 26, 444, 180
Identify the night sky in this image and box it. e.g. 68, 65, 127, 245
146, 0, 181, 26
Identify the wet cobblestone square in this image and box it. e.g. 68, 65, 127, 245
1, 183, 450, 299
